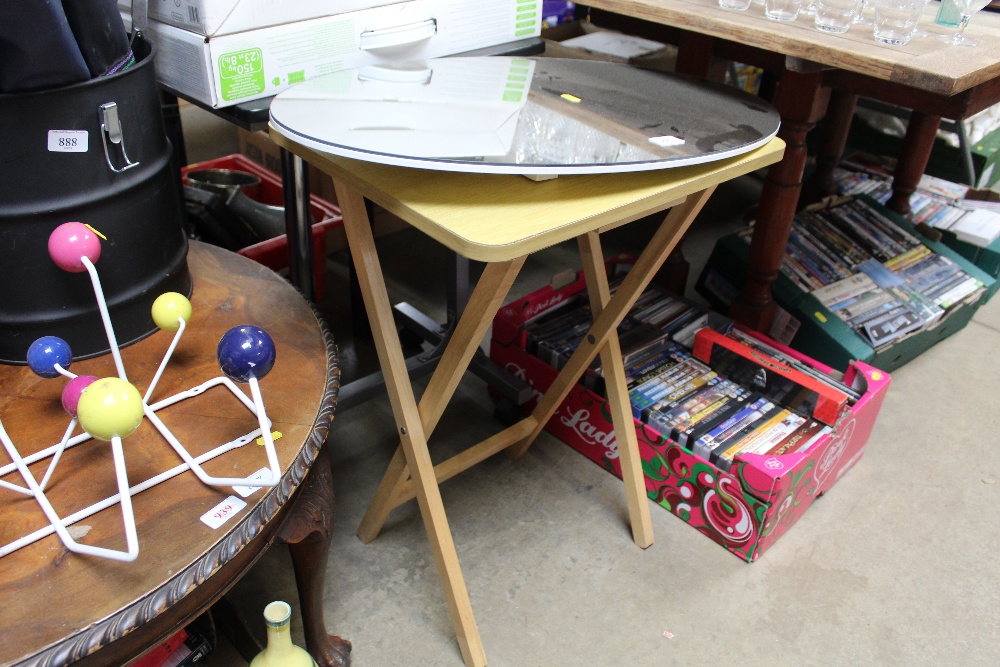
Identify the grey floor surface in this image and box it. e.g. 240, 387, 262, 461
180, 104, 1000, 667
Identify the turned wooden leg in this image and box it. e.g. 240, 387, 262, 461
655, 247, 690, 295
279, 446, 352, 667
675, 32, 727, 82
731, 67, 830, 332
887, 110, 942, 216
801, 89, 858, 206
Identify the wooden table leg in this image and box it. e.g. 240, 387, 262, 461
278, 445, 352, 667
801, 89, 858, 206
334, 180, 489, 667
675, 32, 727, 82
578, 231, 654, 549
730, 67, 829, 332
356, 258, 525, 544
886, 110, 942, 216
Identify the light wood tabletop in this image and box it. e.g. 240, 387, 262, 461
270, 131, 786, 261
581, 0, 1000, 95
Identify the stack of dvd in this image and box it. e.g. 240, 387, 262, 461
521, 294, 589, 358
638, 370, 834, 473
834, 167, 894, 202
628, 356, 718, 420
645, 379, 752, 448
737, 195, 986, 346
518, 263, 855, 472
522, 280, 731, 382
885, 246, 985, 310
737, 194, 922, 292
834, 159, 1000, 248
656, 328, 851, 470
619, 326, 853, 471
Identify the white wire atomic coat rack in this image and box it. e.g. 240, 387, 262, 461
0, 222, 283, 562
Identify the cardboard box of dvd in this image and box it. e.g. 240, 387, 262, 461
489, 270, 891, 562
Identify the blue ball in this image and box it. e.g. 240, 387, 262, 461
27, 336, 72, 378
217, 325, 276, 383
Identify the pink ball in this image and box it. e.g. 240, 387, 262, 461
48, 222, 101, 273
62, 375, 98, 416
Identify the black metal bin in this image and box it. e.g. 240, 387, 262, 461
0, 34, 191, 364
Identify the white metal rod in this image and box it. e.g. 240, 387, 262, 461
143, 318, 186, 403
248, 376, 281, 486
0, 378, 255, 480
81, 256, 127, 381
144, 405, 278, 488
0, 430, 258, 557
0, 419, 136, 561
39, 418, 78, 491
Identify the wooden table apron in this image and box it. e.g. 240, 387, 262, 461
272, 125, 784, 667
578, 0, 1000, 329
0, 242, 338, 666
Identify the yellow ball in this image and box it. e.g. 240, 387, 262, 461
151, 292, 192, 331
77, 377, 145, 441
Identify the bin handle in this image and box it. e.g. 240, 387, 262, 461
100, 103, 140, 173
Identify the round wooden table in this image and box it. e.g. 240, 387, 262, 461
0, 242, 349, 666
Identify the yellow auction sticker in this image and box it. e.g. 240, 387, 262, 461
257, 431, 282, 446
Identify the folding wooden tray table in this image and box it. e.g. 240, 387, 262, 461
269, 56, 785, 666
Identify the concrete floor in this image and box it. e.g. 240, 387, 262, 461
180, 105, 1000, 667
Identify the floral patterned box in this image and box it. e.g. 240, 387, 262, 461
490, 274, 892, 562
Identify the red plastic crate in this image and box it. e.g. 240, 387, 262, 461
181, 153, 343, 300
129, 629, 187, 666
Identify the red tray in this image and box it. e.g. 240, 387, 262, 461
181, 153, 343, 301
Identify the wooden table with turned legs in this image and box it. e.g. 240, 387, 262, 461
579, 0, 1000, 331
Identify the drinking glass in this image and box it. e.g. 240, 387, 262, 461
815, 0, 862, 32
936, 0, 992, 46
873, 0, 924, 44
854, 0, 873, 24
719, 0, 753, 10
766, 0, 803, 20
910, 0, 933, 37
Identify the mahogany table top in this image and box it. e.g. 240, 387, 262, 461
0, 241, 338, 666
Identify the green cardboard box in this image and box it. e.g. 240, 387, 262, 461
696, 198, 996, 372
930, 229, 1000, 294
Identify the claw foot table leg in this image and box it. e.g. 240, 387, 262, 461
279, 446, 352, 666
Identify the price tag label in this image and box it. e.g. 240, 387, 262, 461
47, 130, 89, 153
232, 468, 272, 498
648, 135, 685, 148
200, 495, 247, 529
